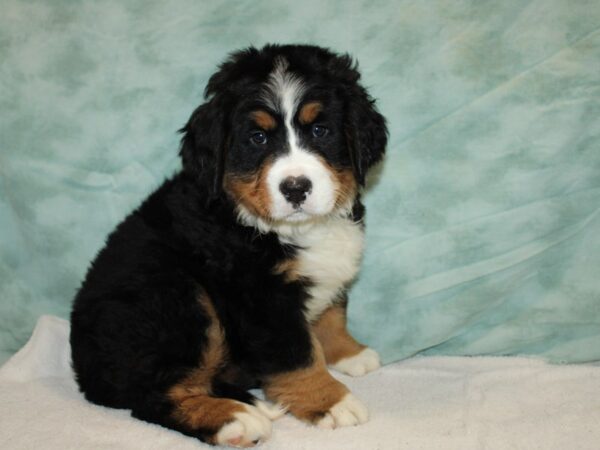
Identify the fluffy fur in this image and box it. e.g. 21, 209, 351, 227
70, 44, 387, 447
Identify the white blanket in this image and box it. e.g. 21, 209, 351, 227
1, 316, 599, 450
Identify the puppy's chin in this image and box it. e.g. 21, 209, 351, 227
270, 204, 333, 223
281, 210, 313, 223
237, 205, 325, 229
270, 209, 331, 228
236, 200, 355, 237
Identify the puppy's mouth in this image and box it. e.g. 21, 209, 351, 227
280, 207, 312, 222
269, 196, 337, 223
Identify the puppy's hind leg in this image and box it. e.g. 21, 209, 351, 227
131, 388, 272, 447
212, 380, 286, 421
130, 293, 274, 447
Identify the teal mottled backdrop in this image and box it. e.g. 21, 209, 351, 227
1, 0, 599, 364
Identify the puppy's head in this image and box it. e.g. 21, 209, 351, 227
180, 44, 387, 227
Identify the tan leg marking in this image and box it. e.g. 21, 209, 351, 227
263, 337, 349, 423
312, 304, 365, 365
170, 294, 227, 391
169, 389, 272, 447
169, 390, 246, 436
167, 293, 241, 440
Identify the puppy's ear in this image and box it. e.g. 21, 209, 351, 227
179, 96, 229, 197
179, 47, 262, 197
345, 84, 388, 186
328, 53, 387, 186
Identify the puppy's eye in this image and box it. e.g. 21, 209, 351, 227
250, 131, 267, 145
312, 124, 328, 138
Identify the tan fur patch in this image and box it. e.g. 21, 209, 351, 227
312, 304, 365, 365
316, 156, 358, 209
332, 167, 358, 209
223, 160, 273, 219
251, 110, 277, 130
263, 336, 349, 423
169, 392, 245, 441
272, 258, 301, 282
298, 101, 322, 125
198, 295, 227, 381
167, 293, 237, 438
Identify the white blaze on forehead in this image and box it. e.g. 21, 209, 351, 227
262, 57, 336, 222
262, 57, 305, 120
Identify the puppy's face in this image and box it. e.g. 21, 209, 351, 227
180, 45, 387, 227
224, 59, 356, 224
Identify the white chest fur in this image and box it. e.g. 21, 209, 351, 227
285, 217, 365, 322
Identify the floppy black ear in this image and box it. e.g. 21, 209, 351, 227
179, 95, 229, 197
179, 47, 264, 197
345, 85, 388, 186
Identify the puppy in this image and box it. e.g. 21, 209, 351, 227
70, 44, 387, 447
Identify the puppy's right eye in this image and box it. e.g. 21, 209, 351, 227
250, 131, 267, 145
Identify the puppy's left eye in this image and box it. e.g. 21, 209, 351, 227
250, 131, 268, 145
312, 124, 328, 138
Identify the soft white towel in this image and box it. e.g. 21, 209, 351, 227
1, 315, 599, 450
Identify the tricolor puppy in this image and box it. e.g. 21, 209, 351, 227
70, 44, 387, 447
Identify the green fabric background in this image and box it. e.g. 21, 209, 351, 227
1, 0, 599, 364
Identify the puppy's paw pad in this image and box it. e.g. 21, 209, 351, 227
331, 348, 381, 377
316, 393, 369, 429
254, 399, 287, 421
216, 405, 272, 447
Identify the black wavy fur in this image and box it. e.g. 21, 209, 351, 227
70, 44, 387, 444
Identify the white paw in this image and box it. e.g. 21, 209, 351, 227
331, 348, 381, 377
317, 393, 369, 429
215, 404, 272, 447
254, 399, 287, 420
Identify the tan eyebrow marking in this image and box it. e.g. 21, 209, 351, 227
298, 101, 322, 125
251, 110, 277, 130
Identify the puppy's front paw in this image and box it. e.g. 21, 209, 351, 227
317, 393, 369, 429
215, 404, 272, 448
331, 348, 380, 377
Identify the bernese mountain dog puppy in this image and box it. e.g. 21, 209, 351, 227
70, 44, 387, 447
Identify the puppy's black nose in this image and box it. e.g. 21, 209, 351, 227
279, 176, 312, 206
